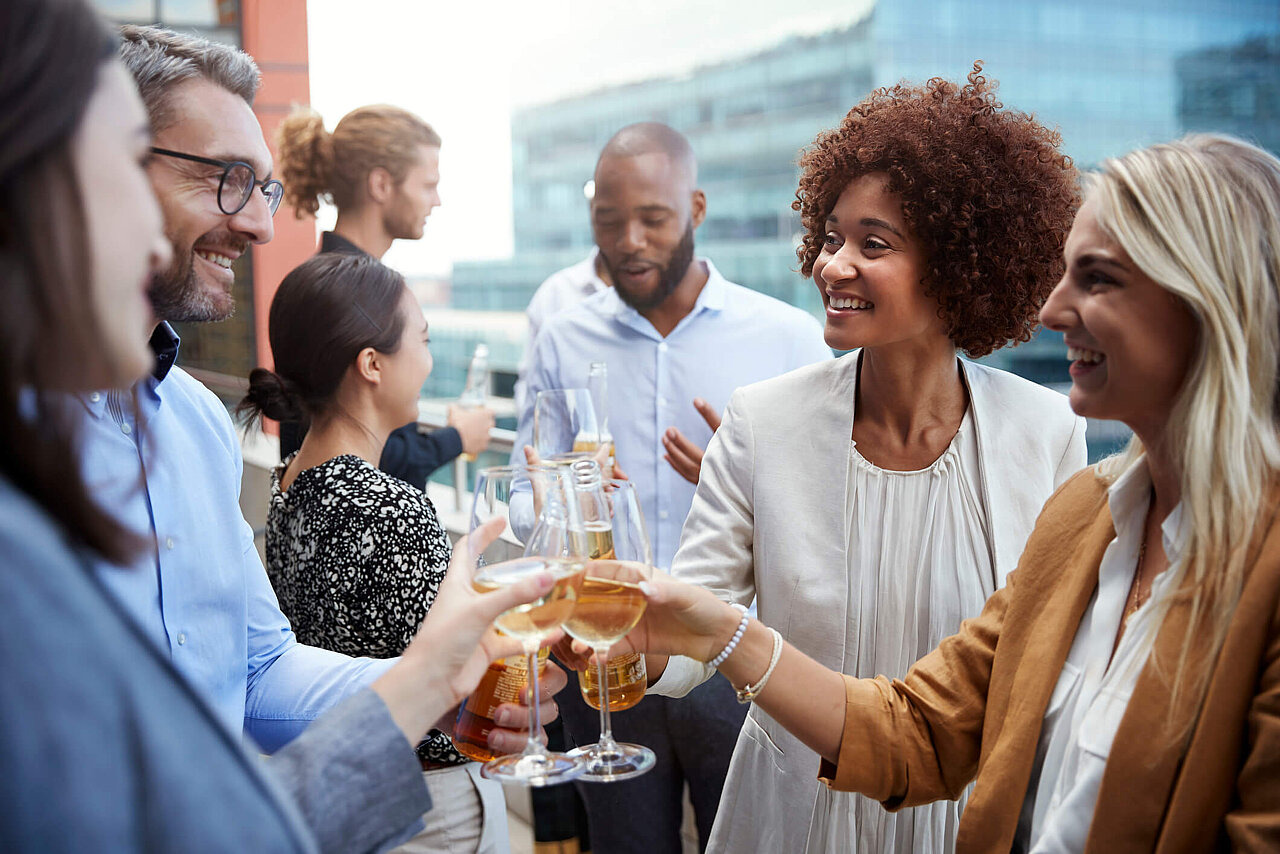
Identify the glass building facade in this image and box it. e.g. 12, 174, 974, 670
450, 0, 1280, 457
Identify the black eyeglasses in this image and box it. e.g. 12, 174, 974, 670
150, 147, 284, 216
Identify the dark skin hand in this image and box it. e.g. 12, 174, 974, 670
661, 397, 722, 485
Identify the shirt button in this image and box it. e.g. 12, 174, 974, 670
120, 423, 132, 435
659, 510, 670, 520
658, 342, 669, 353
89, 392, 101, 403
177, 633, 187, 646
165, 537, 175, 550
659, 397, 669, 407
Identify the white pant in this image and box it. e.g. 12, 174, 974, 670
391, 763, 508, 854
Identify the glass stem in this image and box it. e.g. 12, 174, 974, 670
595, 647, 619, 753
522, 643, 545, 758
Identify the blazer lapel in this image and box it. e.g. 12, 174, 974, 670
961, 360, 1006, 594
1084, 574, 1210, 853
962, 493, 1115, 854
1087, 492, 1280, 853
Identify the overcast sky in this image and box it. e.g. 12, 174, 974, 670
306, 0, 871, 276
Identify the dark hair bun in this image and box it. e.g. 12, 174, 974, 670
238, 367, 304, 424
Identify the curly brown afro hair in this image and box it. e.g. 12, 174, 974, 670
794, 62, 1079, 357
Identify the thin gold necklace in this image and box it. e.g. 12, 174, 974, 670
1124, 537, 1149, 625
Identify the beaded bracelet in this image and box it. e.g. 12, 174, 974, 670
736, 628, 783, 704
708, 603, 749, 668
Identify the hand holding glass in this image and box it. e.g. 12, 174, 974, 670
562, 463, 656, 782
467, 465, 587, 786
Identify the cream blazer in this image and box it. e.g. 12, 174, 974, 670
653, 353, 1087, 853
823, 468, 1280, 852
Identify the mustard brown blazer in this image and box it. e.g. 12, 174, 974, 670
821, 467, 1280, 852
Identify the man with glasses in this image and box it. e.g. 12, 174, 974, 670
75, 25, 560, 852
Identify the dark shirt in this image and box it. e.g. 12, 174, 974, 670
277, 232, 463, 488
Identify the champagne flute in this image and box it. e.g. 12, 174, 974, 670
533, 388, 602, 459
563, 462, 656, 781
468, 465, 588, 786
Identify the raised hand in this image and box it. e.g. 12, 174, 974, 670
661, 397, 723, 485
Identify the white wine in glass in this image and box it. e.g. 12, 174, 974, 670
563, 465, 657, 782
473, 556, 585, 642
466, 465, 588, 787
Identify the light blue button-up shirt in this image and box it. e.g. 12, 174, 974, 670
514, 259, 832, 569
81, 327, 392, 752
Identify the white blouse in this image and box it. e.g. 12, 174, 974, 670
807, 409, 993, 854
1015, 458, 1186, 853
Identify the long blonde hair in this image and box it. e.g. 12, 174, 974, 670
275, 105, 440, 218
1091, 134, 1280, 719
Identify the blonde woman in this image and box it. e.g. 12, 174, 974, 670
612, 134, 1280, 852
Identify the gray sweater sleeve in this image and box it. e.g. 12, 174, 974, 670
266, 689, 431, 853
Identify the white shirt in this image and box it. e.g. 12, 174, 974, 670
1016, 458, 1186, 853
808, 408, 992, 853
514, 249, 609, 413
513, 258, 831, 569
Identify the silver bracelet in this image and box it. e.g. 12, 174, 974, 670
736, 628, 783, 704
708, 603, 749, 668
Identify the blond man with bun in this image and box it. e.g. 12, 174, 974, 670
275, 105, 494, 487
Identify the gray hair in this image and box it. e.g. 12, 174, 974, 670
119, 24, 260, 132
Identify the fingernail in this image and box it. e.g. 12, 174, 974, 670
639, 580, 654, 596
494, 708, 515, 727
694, 397, 704, 406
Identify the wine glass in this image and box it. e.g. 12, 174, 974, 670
468, 464, 588, 786
533, 388, 602, 459
562, 462, 657, 782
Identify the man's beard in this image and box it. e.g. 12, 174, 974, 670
147, 236, 240, 323
606, 223, 696, 313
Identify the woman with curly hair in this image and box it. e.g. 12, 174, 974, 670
644, 65, 1087, 853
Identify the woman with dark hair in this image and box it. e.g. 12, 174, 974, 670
0, 2, 556, 848
644, 65, 1087, 852
241, 252, 504, 853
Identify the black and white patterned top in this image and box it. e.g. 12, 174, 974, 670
266, 453, 463, 766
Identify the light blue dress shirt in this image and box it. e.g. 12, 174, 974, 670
514, 259, 832, 569
80, 328, 392, 752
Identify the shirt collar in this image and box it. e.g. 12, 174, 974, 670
595, 257, 726, 332
1107, 456, 1187, 565
150, 322, 180, 383
319, 231, 370, 256
579, 247, 607, 295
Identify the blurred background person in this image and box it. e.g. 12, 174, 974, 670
275, 104, 494, 486
648, 67, 1085, 853
241, 252, 524, 854
607, 131, 1280, 854
520, 122, 831, 854
0, 1, 555, 850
